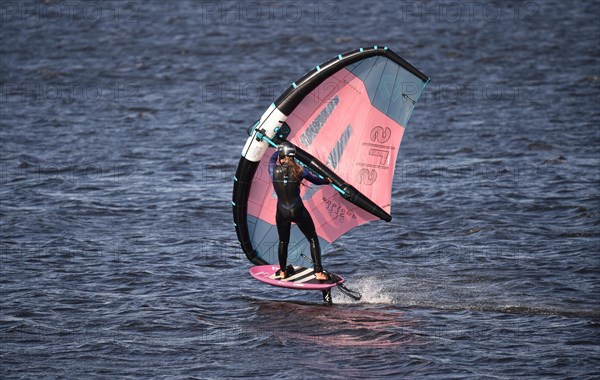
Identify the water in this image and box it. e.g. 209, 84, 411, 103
1, 1, 599, 378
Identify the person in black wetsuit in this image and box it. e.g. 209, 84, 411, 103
269, 142, 331, 280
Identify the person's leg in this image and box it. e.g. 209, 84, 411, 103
308, 236, 324, 276
276, 206, 291, 278
294, 206, 326, 280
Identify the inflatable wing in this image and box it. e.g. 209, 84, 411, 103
233, 46, 429, 266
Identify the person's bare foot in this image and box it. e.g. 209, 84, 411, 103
315, 272, 327, 281
276, 269, 287, 279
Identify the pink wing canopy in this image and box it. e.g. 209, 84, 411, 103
249, 69, 403, 242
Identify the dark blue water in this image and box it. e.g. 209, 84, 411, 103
1, 1, 599, 378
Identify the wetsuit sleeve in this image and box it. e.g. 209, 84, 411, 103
303, 167, 330, 185
268, 151, 278, 179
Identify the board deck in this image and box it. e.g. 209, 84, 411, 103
250, 265, 344, 290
